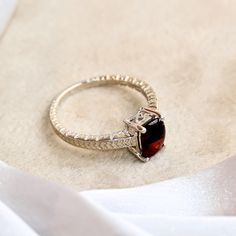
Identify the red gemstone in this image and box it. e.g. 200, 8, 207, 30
140, 118, 165, 158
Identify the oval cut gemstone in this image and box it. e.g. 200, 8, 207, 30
140, 118, 165, 158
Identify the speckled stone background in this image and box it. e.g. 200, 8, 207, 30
0, 0, 235, 190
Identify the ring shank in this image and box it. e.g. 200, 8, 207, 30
49, 75, 158, 150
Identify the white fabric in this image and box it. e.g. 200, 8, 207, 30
83, 155, 236, 216
0, 161, 149, 236
0, 200, 39, 236
0, 0, 17, 36
0, 157, 236, 236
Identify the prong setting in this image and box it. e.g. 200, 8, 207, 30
124, 107, 165, 162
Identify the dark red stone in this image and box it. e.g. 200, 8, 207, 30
140, 118, 165, 158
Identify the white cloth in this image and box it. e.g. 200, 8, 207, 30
0, 0, 17, 36
0, 156, 236, 236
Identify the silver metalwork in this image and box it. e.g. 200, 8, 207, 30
49, 74, 161, 162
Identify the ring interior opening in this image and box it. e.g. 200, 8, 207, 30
57, 84, 147, 135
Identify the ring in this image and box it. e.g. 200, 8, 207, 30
49, 75, 166, 162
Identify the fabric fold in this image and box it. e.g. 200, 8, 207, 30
0, 156, 236, 235
0, 0, 17, 36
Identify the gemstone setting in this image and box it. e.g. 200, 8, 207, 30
124, 107, 166, 162
139, 118, 165, 158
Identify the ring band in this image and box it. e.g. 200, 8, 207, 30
49, 75, 166, 162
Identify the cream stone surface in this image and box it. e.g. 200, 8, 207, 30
0, 0, 235, 190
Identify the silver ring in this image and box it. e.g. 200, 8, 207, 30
49, 75, 166, 162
